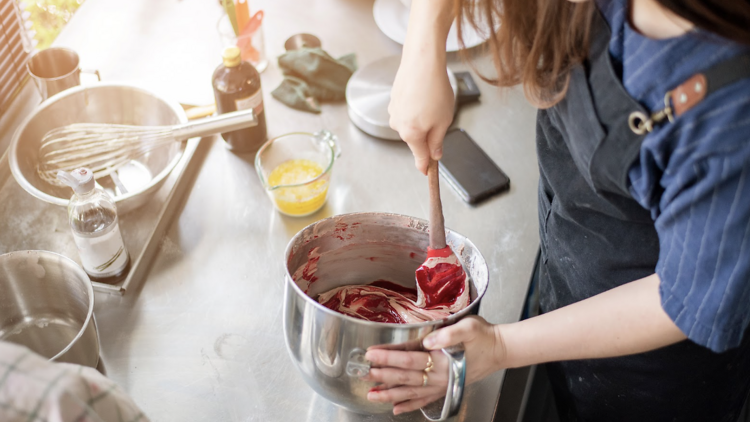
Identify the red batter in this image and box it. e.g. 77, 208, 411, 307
414, 246, 469, 313
318, 280, 452, 324
313, 247, 470, 324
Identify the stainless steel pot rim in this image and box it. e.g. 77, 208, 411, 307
8, 82, 188, 207
0, 250, 96, 362
284, 211, 486, 329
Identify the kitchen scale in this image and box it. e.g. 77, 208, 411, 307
346, 55, 479, 140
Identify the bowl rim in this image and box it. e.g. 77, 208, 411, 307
283, 211, 489, 328
9, 82, 188, 207
0, 250, 97, 363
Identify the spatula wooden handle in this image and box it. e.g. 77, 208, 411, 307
428, 160, 447, 249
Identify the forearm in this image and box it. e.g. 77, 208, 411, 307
500, 273, 687, 369
390, 0, 456, 173
402, 0, 454, 59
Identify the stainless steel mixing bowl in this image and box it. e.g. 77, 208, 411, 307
9, 83, 187, 214
0, 250, 99, 367
284, 213, 488, 420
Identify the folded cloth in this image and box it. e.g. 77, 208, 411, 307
0, 341, 149, 422
272, 47, 357, 113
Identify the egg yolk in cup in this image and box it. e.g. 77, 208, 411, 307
267, 159, 329, 216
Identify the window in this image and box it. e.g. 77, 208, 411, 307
0, 0, 85, 114
21, 0, 86, 50
0, 0, 30, 114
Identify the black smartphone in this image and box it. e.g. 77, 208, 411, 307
439, 128, 510, 204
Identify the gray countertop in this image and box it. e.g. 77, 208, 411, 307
13, 0, 540, 420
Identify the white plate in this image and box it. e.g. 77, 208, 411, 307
373, 0, 489, 52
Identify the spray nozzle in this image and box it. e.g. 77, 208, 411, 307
57, 168, 96, 195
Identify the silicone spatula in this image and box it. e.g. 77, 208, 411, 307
414, 160, 470, 312
236, 10, 263, 63
234, 0, 250, 32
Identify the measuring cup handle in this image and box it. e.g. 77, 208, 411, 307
80, 69, 101, 81
420, 343, 466, 422
313, 130, 341, 159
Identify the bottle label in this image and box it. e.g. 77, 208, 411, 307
72, 222, 129, 278
235, 90, 264, 117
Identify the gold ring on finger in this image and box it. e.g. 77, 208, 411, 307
422, 371, 429, 387
424, 353, 434, 373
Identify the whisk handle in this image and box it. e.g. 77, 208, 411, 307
171, 109, 257, 140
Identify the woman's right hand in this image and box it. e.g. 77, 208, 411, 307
388, 0, 456, 175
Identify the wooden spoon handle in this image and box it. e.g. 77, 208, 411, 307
428, 160, 447, 249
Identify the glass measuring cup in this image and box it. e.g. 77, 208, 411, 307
255, 130, 341, 216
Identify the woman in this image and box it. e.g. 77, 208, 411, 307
364, 0, 750, 420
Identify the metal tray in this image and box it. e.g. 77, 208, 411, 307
0, 137, 202, 295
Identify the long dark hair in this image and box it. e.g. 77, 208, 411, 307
457, 0, 750, 108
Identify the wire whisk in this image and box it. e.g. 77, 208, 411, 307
37, 109, 257, 186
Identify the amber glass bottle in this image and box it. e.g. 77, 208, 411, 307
212, 46, 268, 152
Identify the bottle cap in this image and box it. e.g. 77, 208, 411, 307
57, 168, 96, 195
222, 46, 241, 67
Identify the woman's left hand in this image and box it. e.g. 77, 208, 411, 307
363, 316, 506, 415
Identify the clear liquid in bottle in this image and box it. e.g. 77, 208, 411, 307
58, 168, 130, 283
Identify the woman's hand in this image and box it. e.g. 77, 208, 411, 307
388, 0, 455, 175
363, 275, 689, 416
364, 316, 506, 415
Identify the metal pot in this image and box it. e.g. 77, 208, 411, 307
0, 250, 99, 367
9, 83, 187, 214
284, 213, 488, 420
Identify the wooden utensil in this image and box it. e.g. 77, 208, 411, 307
414, 160, 470, 311
428, 160, 447, 250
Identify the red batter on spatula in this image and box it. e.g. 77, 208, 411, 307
415, 247, 469, 313
414, 160, 470, 314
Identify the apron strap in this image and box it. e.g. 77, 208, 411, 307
628, 53, 750, 135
